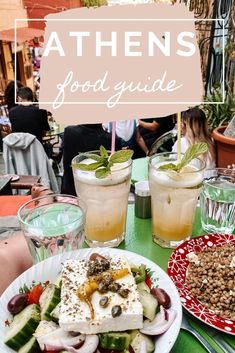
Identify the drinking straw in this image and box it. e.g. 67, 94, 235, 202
177, 112, 181, 163
111, 121, 116, 154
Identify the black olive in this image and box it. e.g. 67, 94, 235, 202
111, 305, 122, 317
118, 288, 130, 298
89, 253, 107, 261
99, 296, 109, 308
7, 294, 28, 315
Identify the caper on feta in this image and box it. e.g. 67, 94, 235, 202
99, 296, 109, 308
111, 305, 122, 317
118, 288, 130, 298
98, 281, 109, 294
109, 282, 121, 292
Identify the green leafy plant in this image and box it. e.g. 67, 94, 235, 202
158, 143, 208, 172
82, 0, 107, 7
203, 88, 235, 131
73, 146, 133, 179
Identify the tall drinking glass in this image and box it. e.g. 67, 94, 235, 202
149, 152, 205, 248
18, 194, 86, 264
200, 168, 235, 234
72, 152, 132, 247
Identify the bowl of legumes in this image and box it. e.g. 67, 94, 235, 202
168, 233, 235, 334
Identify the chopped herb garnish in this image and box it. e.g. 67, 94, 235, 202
158, 143, 208, 172
73, 146, 133, 179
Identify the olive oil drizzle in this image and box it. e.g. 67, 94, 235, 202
76, 268, 129, 319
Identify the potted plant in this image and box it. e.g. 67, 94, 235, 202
203, 88, 235, 168
82, 0, 107, 6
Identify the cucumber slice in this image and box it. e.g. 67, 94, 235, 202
50, 303, 60, 323
4, 304, 40, 350
99, 332, 131, 350
129, 329, 138, 342
137, 282, 150, 293
39, 284, 61, 320
138, 290, 158, 321
18, 336, 40, 353
131, 332, 154, 353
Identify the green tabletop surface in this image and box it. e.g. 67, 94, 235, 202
132, 157, 148, 182
119, 205, 204, 271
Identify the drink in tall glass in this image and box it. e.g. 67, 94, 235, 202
18, 195, 85, 264
72, 153, 132, 247
149, 152, 204, 248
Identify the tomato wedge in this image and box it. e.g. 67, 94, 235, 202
145, 271, 152, 289
27, 284, 43, 305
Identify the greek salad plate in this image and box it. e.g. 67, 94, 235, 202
168, 233, 235, 335
0, 248, 182, 353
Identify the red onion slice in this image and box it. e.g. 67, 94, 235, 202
140, 307, 177, 336
64, 335, 99, 353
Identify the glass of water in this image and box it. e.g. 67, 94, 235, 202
18, 194, 86, 264
200, 168, 235, 234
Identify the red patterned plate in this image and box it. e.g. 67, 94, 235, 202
167, 233, 235, 335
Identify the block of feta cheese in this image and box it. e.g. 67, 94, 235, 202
59, 255, 143, 334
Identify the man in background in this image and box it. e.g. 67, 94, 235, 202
9, 87, 50, 144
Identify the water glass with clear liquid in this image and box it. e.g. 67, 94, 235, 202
200, 169, 235, 234
18, 194, 86, 264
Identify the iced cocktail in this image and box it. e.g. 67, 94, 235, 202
149, 152, 204, 248
72, 149, 132, 247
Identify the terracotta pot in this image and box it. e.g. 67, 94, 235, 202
212, 126, 235, 167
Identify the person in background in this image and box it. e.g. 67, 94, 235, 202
172, 107, 216, 169
61, 124, 122, 196
103, 119, 149, 156
139, 115, 175, 151
4, 80, 24, 111
9, 87, 50, 145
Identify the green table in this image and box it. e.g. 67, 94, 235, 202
120, 205, 203, 271
132, 157, 148, 182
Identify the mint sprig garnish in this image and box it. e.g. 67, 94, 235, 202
158, 143, 208, 172
73, 146, 133, 179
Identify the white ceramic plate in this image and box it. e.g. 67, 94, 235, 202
0, 248, 182, 353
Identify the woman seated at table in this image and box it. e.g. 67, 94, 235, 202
172, 107, 216, 170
